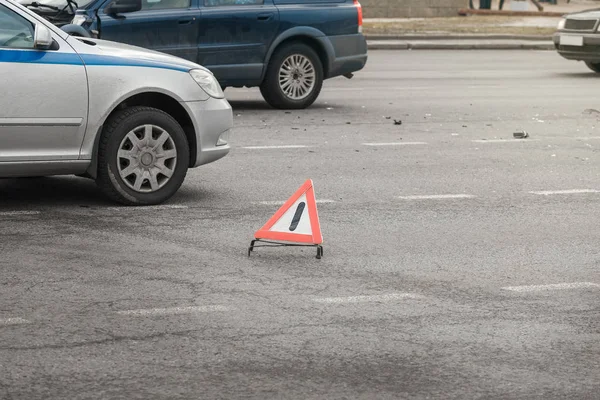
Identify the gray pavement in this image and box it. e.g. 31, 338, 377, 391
1, 50, 600, 399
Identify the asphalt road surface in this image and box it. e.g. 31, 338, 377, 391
1, 50, 600, 400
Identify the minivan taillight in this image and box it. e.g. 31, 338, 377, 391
354, 0, 363, 33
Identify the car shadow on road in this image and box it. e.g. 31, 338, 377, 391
554, 72, 597, 79
0, 176, 211, 208
0, 176, 113, 208
227, 100, 340, 111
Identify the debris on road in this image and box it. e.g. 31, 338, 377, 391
583, 109, 600, 115
394, 120, 402, 126
514, 130, 529, 139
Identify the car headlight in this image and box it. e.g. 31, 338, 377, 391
557, 18, 566, 30
189, 69, 224, 99
72, 14, 88, 26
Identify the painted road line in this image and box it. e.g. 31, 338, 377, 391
397, 194, 475, 200
257, 199, 336, 206
116, 305, 229, 316
312, 293, 423, 304
0, 211, 41, 216
472, 139, 540, 143
529, 189, 600, 196
502, 282, 600, 292
106, 205, 189, 211
242, 145, 309, 150
0, 317, 31, 326
362, 142, 427, 146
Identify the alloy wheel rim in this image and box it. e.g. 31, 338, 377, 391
278, 54, 316, 100
117, 124, 177, 193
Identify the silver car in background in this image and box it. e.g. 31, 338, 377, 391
0, 0, 232, 205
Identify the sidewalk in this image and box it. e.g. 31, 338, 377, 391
364, 0, 595, 50
367, 39, 555, 50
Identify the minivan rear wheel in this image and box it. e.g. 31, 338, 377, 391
585, 62, 600, 73
260, 43, 324, 109
96, 106, 190, 205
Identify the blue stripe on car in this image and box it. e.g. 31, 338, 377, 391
0, 49, 191, 72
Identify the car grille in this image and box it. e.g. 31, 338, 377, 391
564, 18, 598, 31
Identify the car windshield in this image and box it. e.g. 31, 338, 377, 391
16, 0, 95, 9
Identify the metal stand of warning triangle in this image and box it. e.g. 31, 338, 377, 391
248, 240, 324, 259
248, 179, 324, 260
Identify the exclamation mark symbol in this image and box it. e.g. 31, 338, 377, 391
289, 202, 306, 231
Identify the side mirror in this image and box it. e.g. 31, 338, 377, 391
33, 24, 53, 50
106, 0, 142, 15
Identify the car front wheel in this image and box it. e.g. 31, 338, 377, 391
260, 43, 324, 109
96, 106, 190, 205
585, 62, 600, 73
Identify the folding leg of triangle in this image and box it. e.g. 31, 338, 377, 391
255, 179, 323, 245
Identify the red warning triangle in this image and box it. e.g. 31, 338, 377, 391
255, 179, 323, 245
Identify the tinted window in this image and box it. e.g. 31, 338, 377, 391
204, 0, 264, 6
0, 5, 35, 49
142, 0, 190, 10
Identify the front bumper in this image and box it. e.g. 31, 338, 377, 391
183, 97, 233, 168
553, 32, 600, 62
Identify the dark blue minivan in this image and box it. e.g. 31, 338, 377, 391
23, 0, 367, 108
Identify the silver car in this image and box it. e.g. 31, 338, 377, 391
0, 0, 232, 205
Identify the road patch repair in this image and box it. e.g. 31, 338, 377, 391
249, 179, 324, 259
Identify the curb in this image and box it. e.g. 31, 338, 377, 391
367, 42, 555, 50
365, 34, 553, 41
458, 8, 565, 17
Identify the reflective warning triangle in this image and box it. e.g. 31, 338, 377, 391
254, 179, 323, 245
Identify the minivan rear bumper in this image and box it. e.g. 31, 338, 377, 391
323, 34, 368, 78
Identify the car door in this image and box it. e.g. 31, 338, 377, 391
97, 0, 200, 62
198, 0, 279, 84
0, 1, 88, 162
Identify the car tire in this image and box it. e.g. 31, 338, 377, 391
586, 62, 600, 73
96, 106, 190, 206
260, 42, 324, 110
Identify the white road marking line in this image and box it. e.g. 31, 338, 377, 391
0, 317, 31, 326
502, 282, 600, 292
574, 136, 600, 140
116, 305, 229, 316
257, 199, 336, 206
471, 139, 540, 143
242, 145, 309, 150
0, 211, 41, 216
397, 194, 475, 200
106, 205, 189, 211
362, 142, 427, 146
529, 189, 600, 196
312, 293, 423, 304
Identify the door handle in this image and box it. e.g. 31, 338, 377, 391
257, 13, 273, 21
178, 18, 194, 25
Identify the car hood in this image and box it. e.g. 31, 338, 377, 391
70, 37, 209, 73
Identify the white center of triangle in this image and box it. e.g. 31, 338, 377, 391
269, 193, 312, 235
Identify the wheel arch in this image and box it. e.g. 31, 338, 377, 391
262, 27, 335, 82
86, 92, 197, 179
